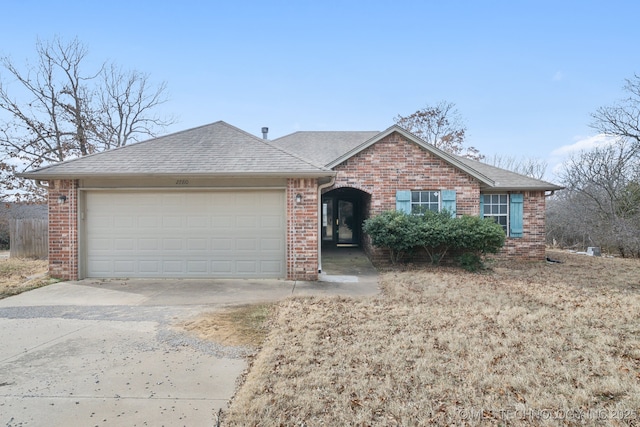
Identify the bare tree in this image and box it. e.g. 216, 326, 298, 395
486, 154, 548, 180
549, 139, 640, 257
0, 36, 174, 201
394, 101, 483, 160
547, 74, 640, 257
591, 74, 640, 146
96, 64, 172, 150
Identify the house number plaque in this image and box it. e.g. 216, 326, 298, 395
175, 179, 190, 185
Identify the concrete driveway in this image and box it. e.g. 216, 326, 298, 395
0, 253, 378, 426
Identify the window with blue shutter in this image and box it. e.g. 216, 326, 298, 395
440, 189, 456, 218
483, 194, 508, 232
395, 190, 411, 214
509, 193, 524, 238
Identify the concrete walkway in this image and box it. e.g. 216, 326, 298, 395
0, 249, 377, 426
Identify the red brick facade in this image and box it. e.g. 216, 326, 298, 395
48, 179, 79, 280
44, 132, 548, 281
330, 132, 481, 215
500, 191, 546, 260
286, 178, 319, 280
323, 132, 549, 265
326, 132, 482, 264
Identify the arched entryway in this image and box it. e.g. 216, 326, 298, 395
321, 187, 370, 247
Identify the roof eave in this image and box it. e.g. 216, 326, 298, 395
17, 170, 337, 180
480, 184, 565, 192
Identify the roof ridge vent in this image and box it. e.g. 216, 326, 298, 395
261, 127, 269, 140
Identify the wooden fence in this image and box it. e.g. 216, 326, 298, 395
9, 218, 48, 259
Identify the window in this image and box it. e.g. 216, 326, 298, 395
483, 194, 508, 232
396, 190, 456, 218
411, 191, 440, 214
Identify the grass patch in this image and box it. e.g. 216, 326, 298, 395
180, 303, 274, 348
223, 250, 640, 426
0, 256, 52, 299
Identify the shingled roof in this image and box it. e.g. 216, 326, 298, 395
272, 125, 563, 191
18, 120, 563, 191
270, 131, 379, 166
18, 121, 331, 179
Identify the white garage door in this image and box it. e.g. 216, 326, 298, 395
85, 190, 285, 278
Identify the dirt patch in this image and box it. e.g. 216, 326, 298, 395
179, 303, 274, 348
0, 255, 53, 299
223, 250, 640, 426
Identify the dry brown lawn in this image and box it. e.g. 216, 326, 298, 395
0, 253, 52, 299
220, 250, 639, 426
180, 303, 274, 347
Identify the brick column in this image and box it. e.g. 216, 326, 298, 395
286, 178, 319, 280
48, 179, 79, 280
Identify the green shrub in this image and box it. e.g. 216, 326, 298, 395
416, 210, 456, 265
453, 215, 506, 254
362, 211, 421, 264
457, 252, 483, 272
363, 211, 506, 269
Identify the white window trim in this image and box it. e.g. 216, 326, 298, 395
483, 193, 510, 235
411, 190, 441, 214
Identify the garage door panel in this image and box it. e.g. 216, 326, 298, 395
162, 216, 183, 228
211, 261, 233, 274
85, 190, 285, 278
139, 260, 160, 274
139, 239, 160, 250
261, 238, 282, 251
114, 239, 135, 250
187, 239, 208, 251
187, 260, 208, 273
113, 260, 135, 273
89, 238, 112, 251
261, 261, 284, 274
236, 261, 258, 274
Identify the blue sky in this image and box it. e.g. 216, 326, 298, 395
2, 0, 639, 181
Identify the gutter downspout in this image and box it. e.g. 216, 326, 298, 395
317, 176, 336, 274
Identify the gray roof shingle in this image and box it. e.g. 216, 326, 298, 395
272, 125, 563, 191
270, 131, 379, 166
19, 121, 331, 179
19, 120, 563, 191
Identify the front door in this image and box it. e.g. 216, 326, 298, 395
337, 200, 354, 244
322, 196, 359, 246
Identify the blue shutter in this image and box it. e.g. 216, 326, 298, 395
509, 193, 524, 238
396, 190, 411, 214
479, 194, 484, 218
440, 190, 456, 218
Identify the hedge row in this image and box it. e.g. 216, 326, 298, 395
362, 210, 505, 270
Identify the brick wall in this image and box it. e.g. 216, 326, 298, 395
48, 179, 79, 280
328, 131, 547, 263
329, 132, 481, 264
286, 178, 319, 280
499, 191, 546, 260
